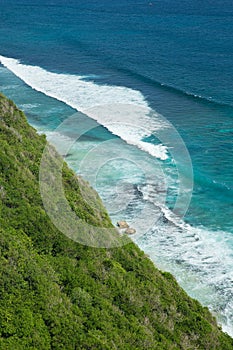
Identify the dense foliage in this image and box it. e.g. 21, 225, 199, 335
0, 93, 232, 349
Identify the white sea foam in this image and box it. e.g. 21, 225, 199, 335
133, 202, 233, 336
0, 55, 169, 160
1, 54, 232, 336
135, 141, 168, 160
18, 103, 40, 109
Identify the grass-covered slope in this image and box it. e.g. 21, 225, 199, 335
0, 93, 232, 350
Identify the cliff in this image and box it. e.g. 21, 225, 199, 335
0, 93, 232, 349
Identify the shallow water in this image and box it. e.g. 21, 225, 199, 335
1, 0, 233, 335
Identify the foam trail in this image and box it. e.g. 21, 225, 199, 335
133, 199, 233, 336
1, 55, 232, 335
0, 55, 169, 160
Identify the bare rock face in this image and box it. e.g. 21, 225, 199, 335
125, 228, 136, 235
116, 221, 136, 234
117, 221, 129, 229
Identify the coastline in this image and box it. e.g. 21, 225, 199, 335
0, 92, 232, 348
0, 59, 233, 335
1, 0, 233, 346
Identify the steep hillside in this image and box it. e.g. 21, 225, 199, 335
0, 93, 232, 349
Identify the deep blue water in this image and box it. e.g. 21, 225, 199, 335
1, 0, 233, 334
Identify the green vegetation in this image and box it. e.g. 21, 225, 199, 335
0, 92, 232, 349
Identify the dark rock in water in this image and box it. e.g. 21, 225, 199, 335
125, 228, 136, 235
162, 214, 169, 224
133, 184, 143, 198
117, 221, 129, 229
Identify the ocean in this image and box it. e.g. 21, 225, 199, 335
0, 0, 233, 335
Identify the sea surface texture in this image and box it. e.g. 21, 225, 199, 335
0, 0, 233, 335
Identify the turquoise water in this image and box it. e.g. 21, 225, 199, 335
0, 0, 233, 335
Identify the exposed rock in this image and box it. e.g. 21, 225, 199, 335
117, 221, 129, 229
125, 228, 136, 235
